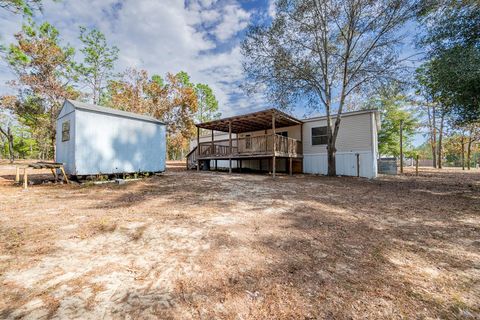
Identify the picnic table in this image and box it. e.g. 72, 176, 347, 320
15, 162, 69, 189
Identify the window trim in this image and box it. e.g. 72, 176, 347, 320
62, 120, 70, 142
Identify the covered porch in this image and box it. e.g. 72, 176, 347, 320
189, 108, 303, 177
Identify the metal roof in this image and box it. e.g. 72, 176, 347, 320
66, 99, 165, 124
196, 108, 302, 133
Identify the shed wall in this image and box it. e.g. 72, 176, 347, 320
74, 109, 166, 175
55, 104, 76, 173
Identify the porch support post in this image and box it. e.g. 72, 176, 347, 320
289, 157, 293, 176
300, 123, 304, 173
211, 129, 214, 156
272, 112, 276, 178
196, 126, 200, 172
229, 121, 232, 174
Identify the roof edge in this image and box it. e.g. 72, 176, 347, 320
196, 108, 302, 128
302, 109, 379, 122
65, 99, 165, 125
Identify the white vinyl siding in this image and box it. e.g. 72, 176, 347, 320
303, 113, 373, 154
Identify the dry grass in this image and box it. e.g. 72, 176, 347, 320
0, 160, 479, 319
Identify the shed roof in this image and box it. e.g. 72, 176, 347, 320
196, 108, 302, 133
65, 99, 165, 124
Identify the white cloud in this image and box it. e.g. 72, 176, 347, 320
212, 3, 251, 42
268, 0, 277, 18
0, 0, 263, 116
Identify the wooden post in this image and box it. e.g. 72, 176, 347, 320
289, 157, 293, 176
211, 130, 214, 156
215, 160, 218, 171
415, 154, 419, 176
400, 120, 404, 174
272, 112, 276, 178
356, 153, 360, 177
197, 126, 200, 172
23, 168, 28, 190
239, 159, 242, 173
229, 121, 232, 174
15, 167, 20, 183
60, 166, 70, 184
300, 123, 304, 173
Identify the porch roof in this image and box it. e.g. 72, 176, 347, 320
196, 108, 303, 133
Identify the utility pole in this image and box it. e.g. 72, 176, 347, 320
400, 120, 404, 174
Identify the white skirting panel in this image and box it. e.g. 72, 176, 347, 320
208, 160, 238, 169
303, 151, 377, 178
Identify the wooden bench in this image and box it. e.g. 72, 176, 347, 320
15, 162, 69, 189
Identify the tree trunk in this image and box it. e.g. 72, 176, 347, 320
437, 112, 444, 169
461, 134, 465, 170
0, 126, 15, 163
467, 134, 472, 170
327, 144, 336, 176
430, 107, 437, 168
7, 127, 14, 163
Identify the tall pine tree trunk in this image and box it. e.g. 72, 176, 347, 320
0, 126, 15, 163
467, 133, 472, 170
7, 127, 14, 163
437, 112, 444, 169
430, 106, 437, 168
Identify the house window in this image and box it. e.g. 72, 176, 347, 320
311, 126, 328, 145
62, 121, 70, 142
245, 134, 252, 149
278, 131, 288, 137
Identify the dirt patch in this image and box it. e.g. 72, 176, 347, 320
0, 160, 479, 319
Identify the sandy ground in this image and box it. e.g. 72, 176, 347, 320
0, 160, 479, 319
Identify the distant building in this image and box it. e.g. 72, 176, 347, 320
56, 100, 166, 176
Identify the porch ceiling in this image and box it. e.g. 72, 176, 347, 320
196, 108, 303, 133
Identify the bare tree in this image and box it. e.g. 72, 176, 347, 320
0, 126, 14, 162
242, 0, 416, 175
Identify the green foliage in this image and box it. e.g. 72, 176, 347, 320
364, 86, 418, 157
77, 26, 119, 104
175, 71, 193, 87
0, 114, 38, 160
5, 20, 79, 158
416, 0, 480, 123
0, 0, 43, 16
151, 74, 164, 87
195, 83, 220, 123
412, 142, 433, 160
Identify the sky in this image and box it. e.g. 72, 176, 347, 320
0, 0, 426, 146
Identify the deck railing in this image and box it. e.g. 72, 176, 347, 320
186, 146, 198, 169
197, 134, 302, 158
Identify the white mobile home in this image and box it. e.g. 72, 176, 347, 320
56, 100, 166, 176
189, 108, 380, 178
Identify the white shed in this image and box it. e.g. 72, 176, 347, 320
56, 99, 166, 176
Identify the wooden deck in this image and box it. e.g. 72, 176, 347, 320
191, 108, 304, 177
196, 134, 302, 160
